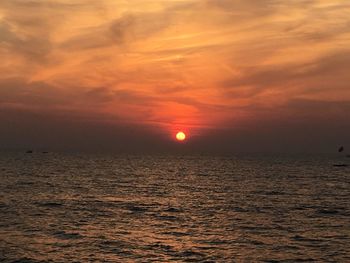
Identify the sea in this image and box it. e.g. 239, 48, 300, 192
0, 152, 349, 262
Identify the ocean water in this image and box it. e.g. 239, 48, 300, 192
0, 152, 349, 262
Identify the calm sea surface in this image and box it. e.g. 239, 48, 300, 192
0, 152, 349, 262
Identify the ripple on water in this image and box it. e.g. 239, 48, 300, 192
0, 153, 349, 262
53, 231, 84, 240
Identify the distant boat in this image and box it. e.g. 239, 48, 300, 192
26, 150, 33, 154
333, 146, 348, 167
42, 151, 49, 154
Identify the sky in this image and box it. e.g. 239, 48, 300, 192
0, 0, 349, 153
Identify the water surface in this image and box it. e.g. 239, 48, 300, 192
0, 153, 349, 262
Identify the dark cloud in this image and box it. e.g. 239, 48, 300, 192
83, 87, 115, 104
0, 0, 106, 61
0, 78, 115, 110
205, 0, 280, 14
0, 21, 51, 62
0, 78, 70, 106
0, 0, 101, 10
223, 50, 350, 99
110, 12, 172, 44
0, 107, 170, 153
61, 5, 178, 51
59, 27, 111, 50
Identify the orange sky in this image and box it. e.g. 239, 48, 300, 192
1, 0, 350, 151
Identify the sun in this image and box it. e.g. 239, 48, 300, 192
176, 131, 186, 141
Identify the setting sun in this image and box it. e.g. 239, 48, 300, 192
176, 132, 186, 141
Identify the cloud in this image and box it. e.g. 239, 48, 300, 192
0, 0, 106, 62
60, 2, 185, 51
204, 0, 280, 16
0, 77, 75, 109
0, 21, 51, 62
1, 0, 350, 152
109, 12, 172, 44
222, 50, 350, 104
